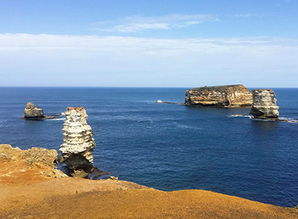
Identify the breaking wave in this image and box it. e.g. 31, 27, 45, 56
47, 118, 65, 121
229, 114, 298, 123
174, 122, 202, 130
228, 114, 252, 118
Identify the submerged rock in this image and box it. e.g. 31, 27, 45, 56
24, 102, 45, 120
60, 107, 108, 177
250, 89, 279, 119
185, 85, 252, 108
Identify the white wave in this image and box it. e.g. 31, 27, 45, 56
174, 122, 202, 130
249, 118, 276, 122
278, 117, 298, 123
47, 118, 65, 121
228, 114, 252, 118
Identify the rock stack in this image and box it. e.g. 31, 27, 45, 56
60, 107, 97, 177
24, 102, 45, 120
185, 85, 252, 107
250, 89, 279, 119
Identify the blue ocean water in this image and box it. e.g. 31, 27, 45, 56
0, 87, 297, 207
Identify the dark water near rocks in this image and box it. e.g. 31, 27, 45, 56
0, 87, 297, 207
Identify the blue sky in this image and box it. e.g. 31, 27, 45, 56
0, 0, 297, 87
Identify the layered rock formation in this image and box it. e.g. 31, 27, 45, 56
250, 89, 279, 119
0, 144, 66, 183
24, 102, 45, 119
185, 85, 252, 107
60, 107, 104, 177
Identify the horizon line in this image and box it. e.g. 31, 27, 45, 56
0, 86, 298, 89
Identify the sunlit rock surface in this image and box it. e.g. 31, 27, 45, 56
250, 89, 279, 119
24, 102, 45, 119
60, 107, 97, 177
185, 85, 252, 107
0, 144, 66, 183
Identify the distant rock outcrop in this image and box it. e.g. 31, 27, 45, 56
23, 102, 61, 120
60, 107, 108, 178
250, 89, 279, 119
185, 85, 252, 107
24, 102, 45, 119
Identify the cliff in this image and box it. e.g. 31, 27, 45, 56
0, 144, 297, 219
0, 144, 67, 184
185, 84, 253, 107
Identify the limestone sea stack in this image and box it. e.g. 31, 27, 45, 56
24, 102, 45, 119
60, 107, 96, 177
250, 89, 279, 119
185, 84, 252, 107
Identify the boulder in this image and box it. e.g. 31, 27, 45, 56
250, 89, 279, 119
24, 102, 45, 119
185, 85, 252, 107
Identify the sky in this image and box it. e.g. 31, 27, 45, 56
0, 0, 297, 87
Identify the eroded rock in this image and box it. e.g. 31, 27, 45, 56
0, 144, 67, 183
24, 102, 45, 119
59, 107, 108, 177
185, 85, 252, 107
250, 89, 279, 119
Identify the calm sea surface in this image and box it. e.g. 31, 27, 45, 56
0, 87, 297, 207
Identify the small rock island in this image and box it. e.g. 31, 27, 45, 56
250, 89, 279, 119
23, 102, 61, 120
185, 84, 252, 107
24, 102, 45, 120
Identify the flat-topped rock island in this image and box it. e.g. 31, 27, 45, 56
185, 84, 253, 107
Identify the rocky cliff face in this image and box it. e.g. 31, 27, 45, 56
0, 144, 66, 183
24, 102, 45, 119
60, 107, 97, 177
250, 89, 279, 119
185, 85, 252, 107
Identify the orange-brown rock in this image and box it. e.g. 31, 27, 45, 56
185, 84, 253, 107
0, 144, 66, 184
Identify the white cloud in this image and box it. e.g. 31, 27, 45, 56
233, 13, 263, 18
90, 14, 216, 32
0, 34, 297, 87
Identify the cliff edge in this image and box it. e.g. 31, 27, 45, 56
185, 84, 253, 107
0, 144, 297, 219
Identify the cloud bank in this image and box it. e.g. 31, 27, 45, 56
0, 34, 297, 87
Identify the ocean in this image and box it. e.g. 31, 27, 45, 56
0, 87, 297, 207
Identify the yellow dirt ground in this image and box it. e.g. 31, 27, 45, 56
0, 177, 297, 219
0, 144, 297, 219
